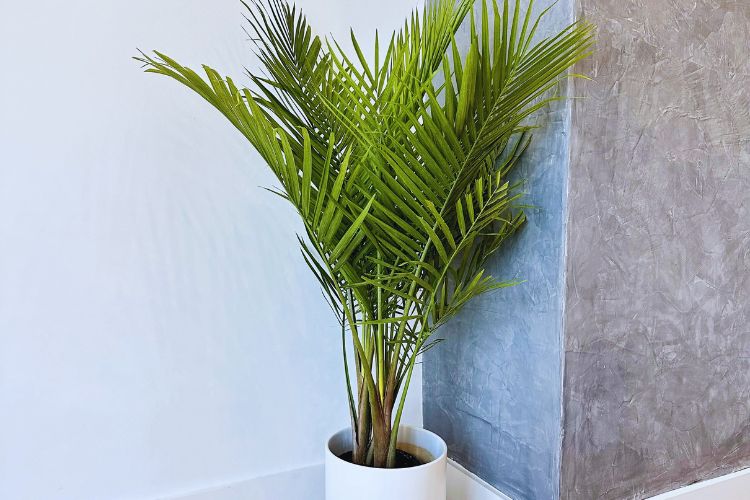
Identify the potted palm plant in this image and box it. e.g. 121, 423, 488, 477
137, 0, 592, 498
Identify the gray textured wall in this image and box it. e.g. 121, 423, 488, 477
423, 2, 574, 499
424, 1, 750, 499
561, 1, 750, 499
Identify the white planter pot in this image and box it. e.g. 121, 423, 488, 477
325, 425, 447, 500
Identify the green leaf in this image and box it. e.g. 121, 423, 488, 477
138, 0, 594, 469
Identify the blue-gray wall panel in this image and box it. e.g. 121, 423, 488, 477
423, 3, 573, 498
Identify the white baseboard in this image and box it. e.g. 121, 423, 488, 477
447, 460, 512, 500
160, 459, 508, 500
648, 467, 750, 500
159, 460, 749, 500
158, 464, 324, 500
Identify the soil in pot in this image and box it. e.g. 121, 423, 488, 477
337, 450, 423, 468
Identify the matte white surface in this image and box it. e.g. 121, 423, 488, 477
325, 426, 447, 500
164, 462, 750, 500
165, 459, 508, 500
447, 461, 512, 500
161, 464, 325, 500
0, 1, 421, 499
648, 467, 750, 500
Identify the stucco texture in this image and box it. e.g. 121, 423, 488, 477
423, 2, 574, 498
561, 1, 750, 499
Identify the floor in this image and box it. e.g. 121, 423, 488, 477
162, 460, 507, 500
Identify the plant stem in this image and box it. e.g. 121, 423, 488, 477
341, 309, 358, 442
386, 337, 424, 467
376, 257, 385, 398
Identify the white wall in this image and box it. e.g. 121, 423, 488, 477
0, 1, 421, 499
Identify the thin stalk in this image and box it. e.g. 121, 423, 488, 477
305, 235, 384, 466
377, 258, 385, 398
386, 336, 424, 467
354, 375, 371, 463
341, 308, 358, 441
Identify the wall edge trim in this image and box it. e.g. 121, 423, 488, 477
648, 467, 750, 500
157, 459, 512, 500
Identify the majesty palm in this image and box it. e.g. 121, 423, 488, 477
137, 0, 593, 469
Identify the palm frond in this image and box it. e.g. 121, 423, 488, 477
137, 0, 594, 469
